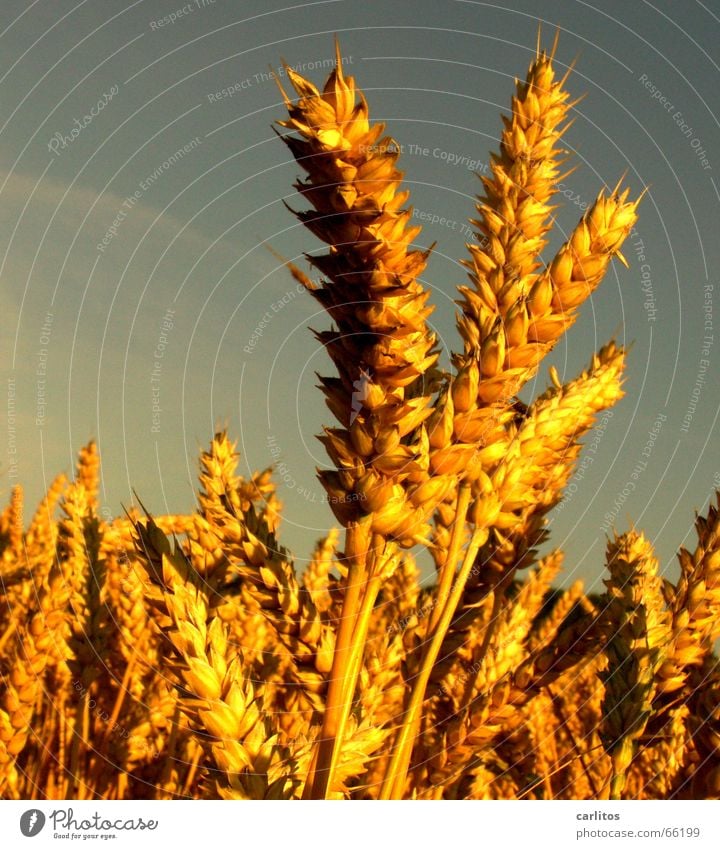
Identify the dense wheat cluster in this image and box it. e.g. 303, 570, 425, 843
1, 40, 718, 800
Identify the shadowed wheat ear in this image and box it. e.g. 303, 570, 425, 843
276, 39, 454, 797
276, 40, 448, 547
599, 531, 672, 799
666, 494, 720, 681
630, 495, 720, 796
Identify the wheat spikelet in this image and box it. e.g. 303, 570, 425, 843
6, 485, 23, 562
277, 45, 451, 549
303, 528, 340, 614
44, 449, 126, 798
456, 43, 573, 395
57, 479, 107, 686
103, 522, 157, 699
369, 551, 422, 639
75, 440, 100, 510
276, 44, 463, 795
544, 654, 609, 799
599, 531, 672, 799
446, 46, 638, 490
486, 342, 625, 537
664, 493, 720, 686
440, 554, 562, 712
643, 500, 720, 795
187, 433, 329, 738
512, 593, 601, 701
467, 342, 625, 597
134, 515, 305, 798
23, 473, 66, 574
0, 563, 74, 796
627, 703, 690, 799
435, 343, 624, 708
197, 431, 277, 531
622, 498, 720, 798
421, 556, 562, 795
685, 662, 720, 798
0, 476, 66, 660
527, 569, 583, 652
462, 754, 522, 800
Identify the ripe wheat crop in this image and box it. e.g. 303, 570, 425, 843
1, 39, 718, 801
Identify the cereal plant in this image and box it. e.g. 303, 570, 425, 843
1, 39, 718, 801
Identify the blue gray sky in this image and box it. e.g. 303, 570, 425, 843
2, 0, 719, 591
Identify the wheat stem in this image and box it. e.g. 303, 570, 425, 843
329, 573, 385, 782
381, 523, 487, 798
304, 524, 370, 798
428, 483, 472, 633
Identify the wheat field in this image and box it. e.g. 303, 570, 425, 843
1, 39, 718, 801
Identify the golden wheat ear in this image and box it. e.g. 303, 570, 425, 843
277, 39, 452, 798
